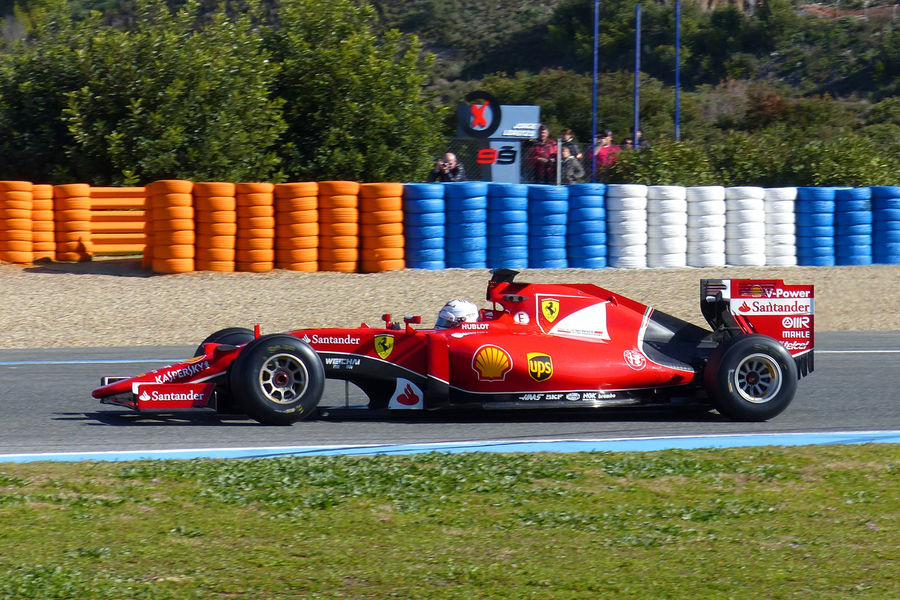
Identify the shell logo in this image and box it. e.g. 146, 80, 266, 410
472, 345, 513, 381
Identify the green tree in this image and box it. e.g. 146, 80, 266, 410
267, 0, 445, 182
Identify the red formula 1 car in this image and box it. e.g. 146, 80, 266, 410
93, 269, 814, 424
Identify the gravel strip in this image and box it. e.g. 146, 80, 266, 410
1, 261, 897, 349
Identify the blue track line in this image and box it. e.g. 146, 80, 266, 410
2, 431, 899, 463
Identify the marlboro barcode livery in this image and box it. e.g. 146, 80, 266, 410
93, 270, 814, 424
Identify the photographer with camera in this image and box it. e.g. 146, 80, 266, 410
427, 152, 466, 182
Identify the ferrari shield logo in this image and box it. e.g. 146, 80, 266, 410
374, 334, 394, 359
541, 298, 560, 323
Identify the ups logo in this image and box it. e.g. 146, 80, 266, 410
527, 352, 553, 382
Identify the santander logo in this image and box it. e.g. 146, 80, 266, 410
396, 384, 419, 406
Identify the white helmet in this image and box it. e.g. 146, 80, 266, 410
435, 299, 479, 329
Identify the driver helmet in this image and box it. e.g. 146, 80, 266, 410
434, 299, 479, 329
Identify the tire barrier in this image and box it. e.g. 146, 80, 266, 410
834, 187, 872, 266
686, 186, 726, 268
403, 183, 445, 270
444, 181, 488, 269
318, 181, 360, 273
647, 185, 687, 268
606, 183, 648, 269
796, 187, 836, 267
274, 182, 318, 272
871, 186, 900, 264
31, 184, 54, 262
146, 180, 194, 274
194, 182, 237, 272
764, 187, 797, 267
566, 183, 607, 269
528, 185, 568, 269
53, 183, 93, 263
725, 186, 766, 267
359, 182, 405, 273
0, 181, 33, 265
235, 182, 276, 273
89, 187, 146, 256
487, 183, 529, 269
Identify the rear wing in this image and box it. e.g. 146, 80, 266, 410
701, 279, 814, 377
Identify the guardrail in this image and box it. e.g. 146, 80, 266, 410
0, 180, 897, 273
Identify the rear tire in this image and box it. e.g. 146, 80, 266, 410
703, 334, 798, 421
230, 334, 325, 425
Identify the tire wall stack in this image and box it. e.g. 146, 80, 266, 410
31, 184, 54, 262
194, 182, 237, 272
402, 183, 445, 270
487, 183, 529, 270
274, 182, 318, 272
834, 186, 872, 266
318, 181, 360, 273
796, 187, 836, 266
445, 182, 488, 269
54, 183, 93, 263
764, 188, 797, 267
0, 181, 33, 265
686, 186, 726, 268
725, 186, 766, 267
528, 185, 568, 269
646, 185, 687, 268
606, 184, 648, 269
146, 180, 194, 274
359, 183, 405, 273
566, 183, 607, 268
235, 183, 275, 273
872, 186, 900, 264
89, 187, 146, 256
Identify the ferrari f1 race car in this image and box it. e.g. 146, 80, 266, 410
93, 269, 814, 424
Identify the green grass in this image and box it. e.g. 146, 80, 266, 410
0, 445, 897, 599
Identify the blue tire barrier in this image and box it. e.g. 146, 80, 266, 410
487, 195, 529, 211
567, 244, 608, 259
836, 223, 873, 236
529, 258, 569, 269
873, 229, 900, 244
488, 182, 529, 197
405, 211, 445, 227
568, 256, 608, 269
529, 247, 568, 261
447, 250, 488, 268
446, 236, 488, 252
567, 232, 608, 247
446, 208, 488, 224
488, 246, 530, 262
797, 225, 835, 238
835, 254, 873, 265
529, 200, 569, 215
488, 220, 529, 236
796, 212, 834, 227
402, 183, 445, 200
837, 234, 873, 247
568, 194, 605, 209
835, 187, 872, 201
403, 197, 445, 213
570, 207, 607, 221
446, 221, 487, 238
530, 224, 567, 237
836, 210, 873, 226
870, 186, 900, 199
492, 234, 529, 247
797, 187, 837, 201
487, 256, 529, 269
528, 185, 569, 201
406, 247, 445, 263
488, 209, 528, 224
404, 224, 444, 240
873, 197, 900, 210
406, 260, 446, 270
569, 183, 607, 197
444, 181, 489, 198
795, 200, 836, 214
796, 236, 835, 249
529, 236, 567, 249
567, 220, 607, 234
405, 236, 445, 250
875, 208, 900, 221
797, 255, 836, 266
797, 245, 835, 258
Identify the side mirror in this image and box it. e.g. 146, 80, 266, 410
404, 315, 422, 324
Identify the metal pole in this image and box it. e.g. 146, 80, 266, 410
592, 0, 599, 182
675, 1, 681, 141
633, 4, 641, 148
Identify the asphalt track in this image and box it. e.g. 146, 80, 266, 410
0, 331, 898, 461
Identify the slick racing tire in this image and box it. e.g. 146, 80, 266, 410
703, 334, 798, 422
230, 334, 325, 425
193, 327, 254, 357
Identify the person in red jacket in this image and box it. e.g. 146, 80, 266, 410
593, 130, 621, 170
527, 125, 558, 184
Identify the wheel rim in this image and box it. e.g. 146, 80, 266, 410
733, 353, 782, 404
257, 353, 309, 404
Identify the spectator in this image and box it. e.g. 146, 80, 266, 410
526, 125, 558, 184
632, 128, 650, 149
560, 128, 582, 159
593, 130, 621, 169
622, 137, 634, 151
560, 145, 584, 185
427, 152, 466, 182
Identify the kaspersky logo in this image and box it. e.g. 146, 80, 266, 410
527, 353, 553, 382
374, 334, 394, 359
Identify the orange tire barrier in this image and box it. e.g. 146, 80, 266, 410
235, 182, 274, 272
194, 182, 236, 272
359, 182, 404, 273
0, 181, 34, 264
318, 181, 359, 272
31, 184, 54, 261
90, 186, 145, 255
147, 180, 194, 273
275, 181, 319, 272
53, 183, 92, 262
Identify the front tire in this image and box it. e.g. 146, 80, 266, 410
193, 327, 254, 357
703, 334, 798, 421
230, 334, 325, 425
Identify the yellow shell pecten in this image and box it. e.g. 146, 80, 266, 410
474, 345, 511, 379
